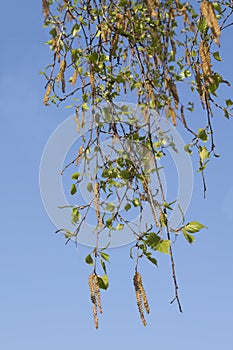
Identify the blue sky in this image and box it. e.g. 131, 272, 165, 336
1, 1, 233, 349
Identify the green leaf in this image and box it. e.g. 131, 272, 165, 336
72, 208, 81, 224
145, 233, 170, 254
130, 246, 134, 259
106, 202, 115, 212
85, 254, 94, 265
213, 51, 222, 61
105, 218, 113, 229
198, 128, 208, 142
87, 183, 93, 192
184, 144, 193, 154
184, 221, 207, 233
226, 99, 233, 107
64, 230, 74, 239
212, 2, 222, 13
100, 259, 107, 274
116, 223, 124, 230
183, 229, 195, 244
70, 184, 77, 195
199, 146, 210, 161
100, 252, 110, 262
97, 275, 109, 290
146, 255, 158, 266
163, 201, 173, 210
119, 169, 131, 180
72, 172, 80, 180
198, 17, 208, 33
72, 23, 80, 37
132, 198, 141, 207
124, 203, 131, 211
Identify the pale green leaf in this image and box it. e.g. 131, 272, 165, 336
100, 252, 110, 261
185, 221, 207, 233
87, 183, 93, 192
72, 208, 81, 224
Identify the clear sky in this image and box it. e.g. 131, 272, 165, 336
1, 1, 233, 349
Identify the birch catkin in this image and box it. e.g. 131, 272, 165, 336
133, 272, 150, 326
201, 1, 220, 45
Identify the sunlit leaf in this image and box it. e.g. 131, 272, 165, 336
184, 221, 207, 233
72, 208, 81, 224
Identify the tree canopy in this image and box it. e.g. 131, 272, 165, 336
41, 0, 233, 328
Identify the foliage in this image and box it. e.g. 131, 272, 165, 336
42, 0, 233, 328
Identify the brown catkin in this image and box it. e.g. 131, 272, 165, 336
71, 69, 78, 86
111, 34, 119, 56
194, 64, 203, 98
168, 106, 177, 128
88, 273, 99, 329
92, 303, 98, 329
89, 66, 96, 99
199, 40, 212, 83
135, 272, 150, 314
201, 1, 220, 45
75, 145, 83, 166
93, 274, 102, 314
42, 0, 49, 19
133, 272, 149, 326
94, 182, 102, 227
43, 83, 52, 106
59, 60, 66, 93
146, 0, 158, 17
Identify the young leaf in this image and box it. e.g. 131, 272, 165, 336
198, 128, 208, 142
116, 223, 124, 230
146, 255, 158, 266
106, 202, 115, 212
97, 275, 109, 290
213, 51, 222, 61
226, 99, 233, 107
145, 233, 170, 254
184, 221, 207, 233
183, 229, 195, 244
87, 183, 93, 192
184, 144, 193, 154
100, 259, 107, 274
85, 254, 94, 265
100, 252, 110, 262
124, 203, 131, 211
132, 198, 141, 207
70, 184, 77, 195
199, 146, 210, 161
72, 208, 81, 224
64, 230, 74, 239
72, 172, 80, 180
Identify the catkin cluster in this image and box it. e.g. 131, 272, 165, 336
133, 272, 150, 326
201, 0, 220, 45
88, 273, 102, 329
